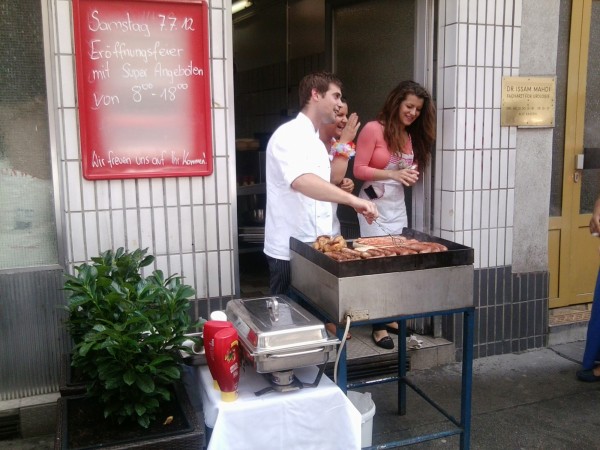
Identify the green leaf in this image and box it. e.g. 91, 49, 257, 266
135, 373, 155, 393
123, 370, 136, 386
135, 403, 147, 417
155, 386, 171, 401
140, 255, 155, 267
92, 324, 106, 332
161, 365, 182, 380
150, 355, 173, 366
123, 403, 133, 416
78, 342, 94, 356
137, 415, 150, 429
146, 397, 160, 410
103, 402, 120, 417
104, 377, 122, 390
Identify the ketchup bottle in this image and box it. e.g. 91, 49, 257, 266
212, 327, 241, 402
203, 320, 233, 390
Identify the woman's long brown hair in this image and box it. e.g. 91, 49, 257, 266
377, 80, 436, 169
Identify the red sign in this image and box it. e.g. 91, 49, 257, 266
72, 0, 213, 179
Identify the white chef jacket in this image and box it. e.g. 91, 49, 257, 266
264, 113, 333, 261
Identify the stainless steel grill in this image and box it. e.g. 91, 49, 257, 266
289, 229, 475, 323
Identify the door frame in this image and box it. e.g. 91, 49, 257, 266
548, 0, 594, 308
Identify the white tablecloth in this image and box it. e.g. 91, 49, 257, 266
184, 364, 362, 450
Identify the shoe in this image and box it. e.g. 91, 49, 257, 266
372, 332, 394, 350
576, 369, 600, 382
386, 323, 400, 335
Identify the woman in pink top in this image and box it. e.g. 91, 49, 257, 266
353, 80, 436, 349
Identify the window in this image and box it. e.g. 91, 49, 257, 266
0, 2, 58, 268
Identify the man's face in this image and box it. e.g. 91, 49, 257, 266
318, 83, 343, 125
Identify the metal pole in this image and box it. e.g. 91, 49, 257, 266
460, 308, 475, 450
398, 320, 407, 415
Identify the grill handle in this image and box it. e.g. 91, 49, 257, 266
267, 297, 279, 321
268, 348, 324, 358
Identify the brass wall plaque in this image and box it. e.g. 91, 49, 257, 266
501, 76, 556, 127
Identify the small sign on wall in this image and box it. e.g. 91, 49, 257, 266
501, 77, 556, 127
72, 0, 213, 180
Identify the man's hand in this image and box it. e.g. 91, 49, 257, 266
351, 197, 378, 224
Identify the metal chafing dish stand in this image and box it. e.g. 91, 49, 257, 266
289, 229, 476, 449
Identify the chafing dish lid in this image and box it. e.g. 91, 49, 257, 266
225, 295, 337, 354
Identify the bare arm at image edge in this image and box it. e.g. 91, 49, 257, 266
591, 194, 600, 236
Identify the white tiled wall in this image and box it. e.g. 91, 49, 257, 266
435, 0, 521, 269
51, 0, 237, 303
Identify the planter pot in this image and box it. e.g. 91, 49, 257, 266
59, 353, 87, 397
54, 381, 204, 449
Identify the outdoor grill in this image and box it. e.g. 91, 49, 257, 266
289, 229, 475, 323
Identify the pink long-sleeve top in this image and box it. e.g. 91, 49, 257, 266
353, 121, 392, 181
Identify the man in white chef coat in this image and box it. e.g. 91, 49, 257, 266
264, 71, 378, 295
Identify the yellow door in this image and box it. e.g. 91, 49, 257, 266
549, 0, 600, 308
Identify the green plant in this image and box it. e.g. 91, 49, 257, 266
63, 248, 201, 428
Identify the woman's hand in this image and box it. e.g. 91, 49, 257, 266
338, 177, 355, 193
393, 167, 419, 186
340, 113, 360, 143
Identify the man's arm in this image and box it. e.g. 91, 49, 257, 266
292, 173, 377, 222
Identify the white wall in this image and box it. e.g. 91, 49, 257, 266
435, 0, 521, 270
436, 0, 558, 273
511, 0, 559, 272
49, 0, 238, 304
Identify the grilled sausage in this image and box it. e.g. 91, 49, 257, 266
324, 251, 347, 261
383, 246, 417, 256
355, 236, 404, 247
365, 248, 386, 258
341, 247, 362, 257
401, 242, 434, 253
428, 242, 448, 252
378, 248, 397, 257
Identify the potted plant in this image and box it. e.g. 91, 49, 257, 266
59, 248, 153, 397
56, 247, 205, 449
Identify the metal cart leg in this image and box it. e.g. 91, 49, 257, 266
460, 308, 474, 450
398, 320, 407, 415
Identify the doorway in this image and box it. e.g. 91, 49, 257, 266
232, 0, 434, 295
548, 0, 600, 308
329, 0, 436, 234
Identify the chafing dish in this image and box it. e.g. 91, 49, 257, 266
225, 296, 340, 374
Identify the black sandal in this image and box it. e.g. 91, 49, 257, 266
386, 323, 400, 335
372, 332, 394, 350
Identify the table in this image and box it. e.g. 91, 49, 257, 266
183, 364, 362, 450
290, 287, 475, 450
